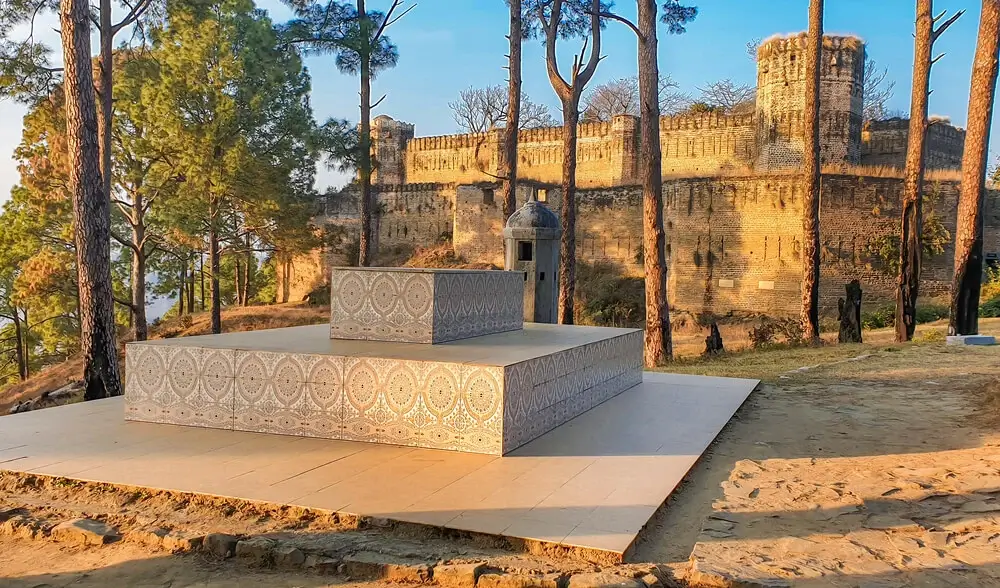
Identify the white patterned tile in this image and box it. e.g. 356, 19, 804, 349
234, 350, 334, 437
125, 345, 234, 430
330, 269, 522, 344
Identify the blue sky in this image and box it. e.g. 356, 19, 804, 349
0, 0, 994, 204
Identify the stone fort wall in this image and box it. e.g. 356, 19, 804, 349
283, 175, 1000, 316
451, 176, 1000, 316
370, 34, 963, 190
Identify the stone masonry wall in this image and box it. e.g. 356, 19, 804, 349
754, 35, 865, 170
276, 184, 456, 302
860, 118, 965, 170
452, 175, 1000, 317
399, 113, 756, 188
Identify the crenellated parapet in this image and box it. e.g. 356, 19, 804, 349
370, 31, 963, 187
755, 33, 865, 170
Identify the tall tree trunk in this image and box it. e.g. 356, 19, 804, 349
11, 309, 27, 381
950, 0, 1000, 336
499, 0, 522, 223
60, 0, 123, 399
896, 0, 934, 343
800, 0, 824, 342
234, 255, 244, 308
543, 0, 602, 325
638, 0, 672, 366
199, 252, 205, 311
243, 233, 253, 305
357, 0, 375, 267
558, 101, 580, 324
21, 309, 29, 379
131, 242, 147, 340
209, 199, 222, 334
178, 261, 186, 316
98, 0, 113, 206
188, 255, 195, 313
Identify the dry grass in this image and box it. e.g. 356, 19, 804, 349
0, 357, 84, 415
152, 302, 327, 339
403, 243, 499, 270
666, 316, 1000, 381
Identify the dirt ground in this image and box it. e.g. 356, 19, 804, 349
2, 320, 999, 587
0, 537, 402, 588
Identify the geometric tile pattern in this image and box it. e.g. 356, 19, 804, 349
232, 350, 343, 438
341, 359, 504, 453
329, 268, 524, 344
124, 343, 234, 430
124, 324, 642, 455
502, 330, 643, 453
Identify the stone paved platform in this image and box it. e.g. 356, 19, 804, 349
0, 372, 757, 561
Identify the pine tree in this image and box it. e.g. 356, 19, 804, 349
950, 0, 1000, 336
800, 0, 823, 342
895, 1, 962, 342
60, 0, 122, 398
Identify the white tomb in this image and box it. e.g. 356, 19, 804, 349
124, 267, 642, 455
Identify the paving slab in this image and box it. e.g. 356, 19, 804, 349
0, 371, 756, 561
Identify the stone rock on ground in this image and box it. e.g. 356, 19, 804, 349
566, 573, 645, 588
161, 531, 204, 552
304, 554, 340, 574
203, 533, 240, 558
50, 518, 120, 546
341, 551, 434, 582
478, 571, 564, 588
434, 562, 486, 587
234, 537, 276, 562
127, 528, 169, 548
273, 545, 306, 568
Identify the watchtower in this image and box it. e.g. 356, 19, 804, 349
503, 199, 561, 323
370, 115, 415, 185
755, 34, 865, 170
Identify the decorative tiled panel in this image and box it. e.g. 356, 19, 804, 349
330, 269, 436, 342
123, 325, 640, 456
124, 343, 235, 430
502, 330, 643, 453
431, 271, 524, 343
342, 357, 503, 454
233, 351, 343, 438
329, 268, 523, 344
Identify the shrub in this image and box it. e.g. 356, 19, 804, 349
575, 261, 645, 328
861, 305, 895, 330
748, 317, 803, 349
915, 303, 949, 324
913, 329, 946, 343
980, 267, 1000, 317
981, 297, 1000, 318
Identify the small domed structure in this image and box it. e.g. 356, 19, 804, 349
504, 198, 561, 323
505, 199, 560, 230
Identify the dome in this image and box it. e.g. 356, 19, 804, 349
505, 199, 559, 230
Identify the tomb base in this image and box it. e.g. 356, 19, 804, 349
125, 323, 642, 455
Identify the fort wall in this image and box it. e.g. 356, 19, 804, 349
451, 176, 1000, 316
860, 118, 965, 169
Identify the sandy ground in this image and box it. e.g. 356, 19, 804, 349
1, 321, 999, 587
0, 536, 401, 587
634, 323, 1000, 586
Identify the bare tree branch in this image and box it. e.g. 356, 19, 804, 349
449, 84, 556, 133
